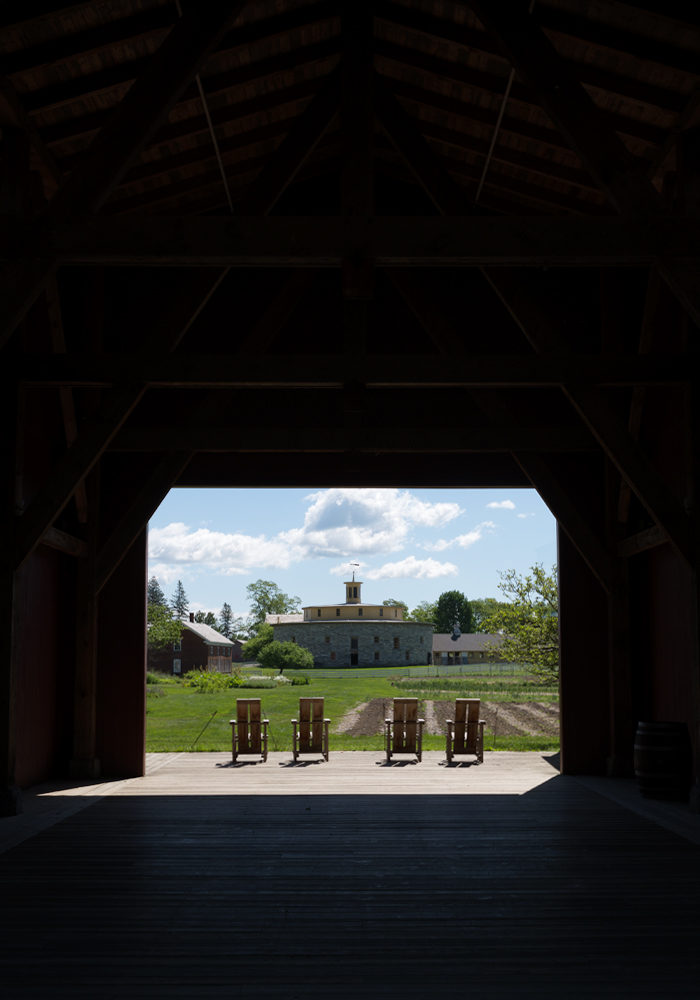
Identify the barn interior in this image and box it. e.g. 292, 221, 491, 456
3, 0, 700, 802
3, 1, 700, 992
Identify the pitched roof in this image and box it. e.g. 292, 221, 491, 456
182, 620, 235, 645
266, 613, 304, 625
432, 633, 504, 653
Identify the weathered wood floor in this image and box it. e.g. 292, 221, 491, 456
2, 752, 700, 998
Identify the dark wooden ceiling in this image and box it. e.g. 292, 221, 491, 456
3, 0, 699, 215
3, 1, 700, 594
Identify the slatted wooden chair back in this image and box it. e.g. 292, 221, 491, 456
446, 698, 484, 763
392, 698, 419, 753
230, 698, 268, 761
292, 697, 330, 761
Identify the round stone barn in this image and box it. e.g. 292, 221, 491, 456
268, 579, 432, 668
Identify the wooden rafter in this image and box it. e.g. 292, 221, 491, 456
466, 0, 700, 327
0, 3, 247, 350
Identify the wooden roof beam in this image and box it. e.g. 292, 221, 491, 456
25, 214, 700, 266
15, 352, 690, 389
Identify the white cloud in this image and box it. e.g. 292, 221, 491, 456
148, 489, 464, 579
280, 488, 462, 558
517, 512, 536, 519
148, 522, 302, 575
364, 556, 458, 580
486, 500, 516, 510
423, 520, 496, 552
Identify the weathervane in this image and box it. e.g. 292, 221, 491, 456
350, 561, 359, 582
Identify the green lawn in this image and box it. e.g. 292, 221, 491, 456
146, 665, 559, 753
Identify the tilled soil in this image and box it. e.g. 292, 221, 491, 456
337, 697, 559, 738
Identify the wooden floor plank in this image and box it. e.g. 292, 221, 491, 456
1, 753, 699, 997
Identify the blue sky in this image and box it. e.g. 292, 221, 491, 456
148, 487, 557, 621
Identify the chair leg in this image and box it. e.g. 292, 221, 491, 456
417, 720, 423, 762
385, 721, 392, 761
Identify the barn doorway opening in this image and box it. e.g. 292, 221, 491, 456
146, 487, 559, 756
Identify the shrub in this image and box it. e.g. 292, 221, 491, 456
292, 675, 310, 686
183, 670, 237, 692
258, 640, 314, 673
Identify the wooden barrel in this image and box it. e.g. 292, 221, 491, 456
634, 721, 692, 801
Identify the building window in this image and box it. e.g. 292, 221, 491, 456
379, 608, 383, 617
393, 637, 399, 649
317, 608, 321, 616
350, 638, 358, 650
353, 586, 357, 598
291, 636, 296, 643
394, 609, 398, 618
358, 608, 363, 616
374, 636, 379, 643
173, 640, 181, 652
336, 608, 340, 616
330, 651, 336, 661
325, 636, 330, 644
420, 636, 424, 644
374, 652, 380, 661
405, 651, 410, 661
173, 658, 181, 674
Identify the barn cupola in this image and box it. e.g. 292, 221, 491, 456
344, 579, 362, 604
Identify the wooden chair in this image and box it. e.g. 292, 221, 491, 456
385, 698, 424, 762
230, 699, 268, 762
291, 697, 330, 761
446, 698, 485, 763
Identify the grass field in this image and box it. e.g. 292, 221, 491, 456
146, 664, 560, 753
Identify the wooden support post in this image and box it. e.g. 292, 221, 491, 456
341, 1, 374, 356
70, 471, 100, 779
605, 461, 635, 776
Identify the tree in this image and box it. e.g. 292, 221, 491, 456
246, 579, 301, 629
434, 590, 473, 635
470, 597, 508, 633
194, 611, 217, 627
147, 576, 167, 607
242, 622, 274, 661
258, 640, 314, 672
409, 600, 437, 627
218, 602, 233, 638
382, 598, 409, 618
170, 580, 189, 619
483, 564, 559, 682
147, 604, 182, 650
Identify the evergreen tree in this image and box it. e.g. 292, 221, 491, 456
218, 602, 233, 638
170, 580, 189, 619
147, 576, 167, 606
194, 610, 217, 627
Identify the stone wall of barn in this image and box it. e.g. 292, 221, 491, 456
272, 621, 433, 668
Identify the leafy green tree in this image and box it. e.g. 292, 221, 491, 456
246, 579, 301, 629
483, 564, 559, 682
242, 622, 274, 661
258, 640, 314, 672
382, 598, 409, 618
147, 604, 182, 650
170, 579, 189, 619
470, 597, 508, 633
218, 602, 233, 638
434, 590, 473, 635
409, 600, 437, 627
147, 576, 167, 607
194, 611, 217, 627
